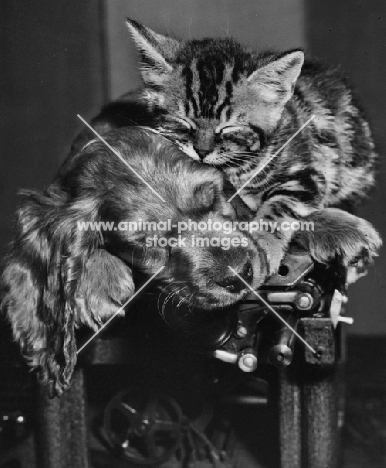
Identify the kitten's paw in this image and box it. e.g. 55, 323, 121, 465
294, 208, 382, 267
255, 235, 287, 277
346, 259, 369, 285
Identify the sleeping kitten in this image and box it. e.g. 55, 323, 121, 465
75, 19, 381, 275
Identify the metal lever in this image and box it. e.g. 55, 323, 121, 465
330, 289, 353, 328
269, 312, 299, 368
213, 349, 258, 373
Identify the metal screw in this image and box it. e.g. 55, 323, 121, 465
238, 350, 258, 372
296, 292, 313, 310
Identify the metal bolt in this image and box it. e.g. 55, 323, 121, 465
238, 350, 258, 372
269, 344, 293, 368
296, 292, 313, 310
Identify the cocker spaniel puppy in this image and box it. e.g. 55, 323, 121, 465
0, 128, 264, 396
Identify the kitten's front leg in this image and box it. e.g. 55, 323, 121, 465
250, 199, 313, 276
294, 208, 382, 267
250, 203, 382, 279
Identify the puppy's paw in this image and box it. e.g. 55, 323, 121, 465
77, 250, 135, 328
294, 208, 382, 267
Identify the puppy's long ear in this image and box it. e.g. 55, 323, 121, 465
1, 193, 60, 395
0, 189, 134, 396
0, 190, 85, 396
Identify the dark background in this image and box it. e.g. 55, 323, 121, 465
1, 0, 385, 334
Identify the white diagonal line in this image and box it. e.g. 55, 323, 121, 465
227, 114, 316, 202
77, 115, 166, 203
77, 266, 165, 354
228, 266, 316, 354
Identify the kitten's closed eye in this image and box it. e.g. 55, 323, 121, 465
160, 117, 196, 143
173, 126, 192, 136
216, 124, 244, 135
220, 125, 261, 149
171, 116, 196, 131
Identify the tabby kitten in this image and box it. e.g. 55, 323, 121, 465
84, 19, 381, 277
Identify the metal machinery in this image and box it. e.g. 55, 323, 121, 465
100, 247, 350, 468
1, 248, 351, 468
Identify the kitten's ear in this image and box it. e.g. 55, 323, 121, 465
126, 18, 180, 85
248, 50, 304, 104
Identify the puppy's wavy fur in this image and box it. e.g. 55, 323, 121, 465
1, 128, 264, 396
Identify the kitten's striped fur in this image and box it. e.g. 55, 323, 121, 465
77, 19, 381, 277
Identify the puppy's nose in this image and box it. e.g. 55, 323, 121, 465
217, 259, 253, 293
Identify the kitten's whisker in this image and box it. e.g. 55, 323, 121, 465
232, 151, 258, 156
230, 155, 252, 160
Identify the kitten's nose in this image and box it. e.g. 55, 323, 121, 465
197, 149, 211, 160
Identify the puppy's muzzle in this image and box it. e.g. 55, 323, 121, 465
216, 257, 253, 294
